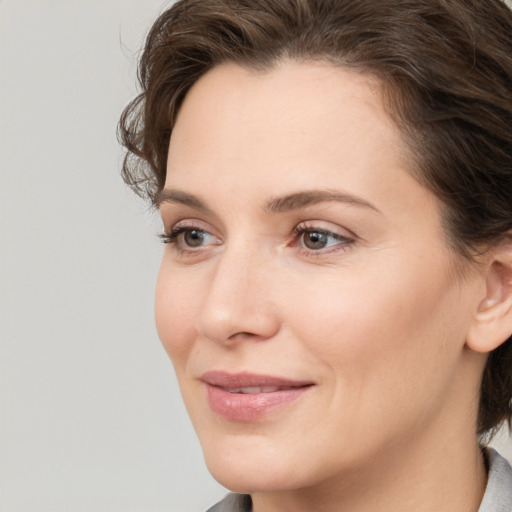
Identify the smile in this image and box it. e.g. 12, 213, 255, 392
223, 385, 296, 394
201, 371, 314, 422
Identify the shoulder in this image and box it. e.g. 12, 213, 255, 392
479, 448, 512, 512
206, 493, 252, 512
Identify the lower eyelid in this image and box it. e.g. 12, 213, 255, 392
298, 240, 354, 257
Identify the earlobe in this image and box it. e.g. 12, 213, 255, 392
466, 235, 512, 354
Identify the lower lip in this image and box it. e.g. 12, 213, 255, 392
205, 384, 312, 422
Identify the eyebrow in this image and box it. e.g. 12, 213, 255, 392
154, 189, 213, 214
155, 188, 381, 215
264, 189, 381, 214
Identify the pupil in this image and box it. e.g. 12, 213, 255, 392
305, 231, 327, 249
185, 229, 204, 247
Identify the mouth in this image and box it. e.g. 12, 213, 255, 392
221, 385, 298, 394
201, 371, 314, 422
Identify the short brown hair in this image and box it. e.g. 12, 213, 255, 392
118, 0, 512, 436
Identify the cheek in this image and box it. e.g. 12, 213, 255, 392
275, 264, 466, 460
154, 261, 200, 364
283, 258, 462, 391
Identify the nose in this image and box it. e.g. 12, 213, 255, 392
195, 245, 280, 345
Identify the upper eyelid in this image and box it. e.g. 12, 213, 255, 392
162, 218, 357, 241
294, 220, 357, 239
164, 217, 217, 234
159, 203, 225, 233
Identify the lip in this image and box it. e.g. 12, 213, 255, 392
201, 371, 314, 422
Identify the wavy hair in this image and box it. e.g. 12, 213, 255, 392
118, 0, 512, 436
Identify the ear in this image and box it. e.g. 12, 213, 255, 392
466, 234, 512, 354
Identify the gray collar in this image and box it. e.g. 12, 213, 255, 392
479, 448, 512, 512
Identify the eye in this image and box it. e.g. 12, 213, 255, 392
293, 224, 354, 253
301, 230, 335, 250
181, 228, 210, 247
160, 223, 221, 253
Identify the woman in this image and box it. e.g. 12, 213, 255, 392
118, 0, 512, 510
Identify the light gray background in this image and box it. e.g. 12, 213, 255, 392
1, 1, 511, 511
0, 1, 226, 510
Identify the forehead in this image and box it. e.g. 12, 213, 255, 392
166, 61, 409, 193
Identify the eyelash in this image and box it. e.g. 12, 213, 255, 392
160, 226, 191, 244
159, 222, 355, 257
159, 225, 215, 254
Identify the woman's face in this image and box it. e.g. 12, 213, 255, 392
156, 61, 484, 492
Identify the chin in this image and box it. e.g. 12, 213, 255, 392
202, 440, 276, 491
200, 438, 323, 494
206, 457, 300, 494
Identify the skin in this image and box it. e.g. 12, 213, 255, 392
155, 61, 492, 512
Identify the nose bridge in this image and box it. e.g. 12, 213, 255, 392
195, 238, 279, 344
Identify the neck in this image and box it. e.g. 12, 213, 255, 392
251, 426, 487, 512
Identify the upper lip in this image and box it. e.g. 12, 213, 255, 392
201, 370, 314, 388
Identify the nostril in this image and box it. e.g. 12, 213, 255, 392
228, 331, 266, 341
